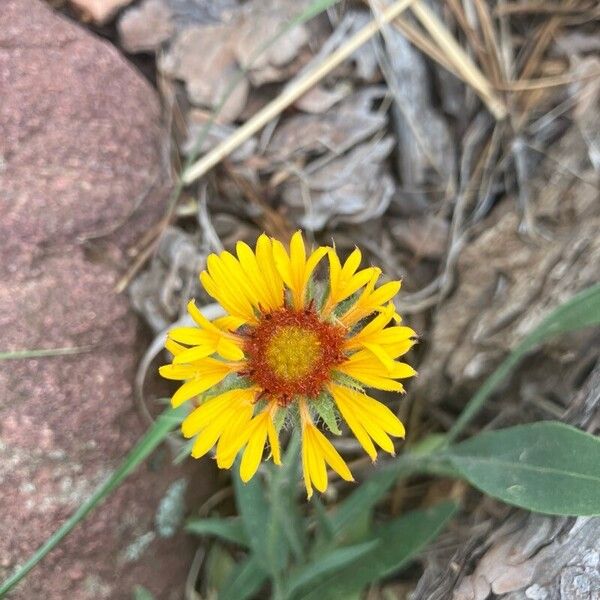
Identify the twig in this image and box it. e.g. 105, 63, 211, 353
409, 0, 507, 120
181, 0, 418, 185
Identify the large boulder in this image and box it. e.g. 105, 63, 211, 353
0, 2, 213, 598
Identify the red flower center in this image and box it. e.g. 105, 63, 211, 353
243, 308, 346, 404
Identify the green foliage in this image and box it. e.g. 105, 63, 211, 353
445, 282, 600, 444
219, 556, 269, 600
298, 502, 458, 600
312, 392, 342, 435
3, 284, 599, 598
284, 540, 379, 599
205, 544, 237, 594
186, 517, 249, 547
441, 422, 600, 515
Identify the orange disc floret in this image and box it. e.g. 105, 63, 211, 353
242, 307, 345, 404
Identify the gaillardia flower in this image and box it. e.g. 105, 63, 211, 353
159, 232, 416, 497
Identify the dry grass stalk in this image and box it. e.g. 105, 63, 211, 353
390, 15, 457, 74
409, 0, 507, 119
182, 0, 417, 186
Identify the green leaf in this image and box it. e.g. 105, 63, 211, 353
446, 283, 600, 444
233, 468, 288, 577
132, 585, 155, 600
0, 405, 185, 598
298, 502, 458, 600
441, 422, 600, 516
0, 345, 94, 360
205, 544, 236, 594
329, 456, 420, 540
269, 432, 306, 562
185, 517, 249, 547
312, 392, 342, 435
218, 555, 269, 600
285, 540, 379, 600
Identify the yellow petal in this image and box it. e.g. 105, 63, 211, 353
301, 428, 313, 499
214, 315, 246, 332
342, 248, 362, 277
168, 327, 214, 346
187, 300, 220, 332
267, 413, 281, 466
171, 366, 233, 407
165, 338, 187, 356
200, 270, 256, 324
173, 345, 215, 364
215, 404, 254, 469
240, 413, 269, 482
362, 342, 398, 372
171, 379, 207, 407
306, 427, 327, 492
310, 426, 354, 482
357, 395, 406, 438
328, 384, 377, 461
181, 392, 234, 438
389, 362, 417, 379
272, 239, 293, 289
216, 337, 245, 361
359, 417, 395, 454
255, 234, 285, 309
158, 364, 198, 381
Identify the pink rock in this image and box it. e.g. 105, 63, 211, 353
0, 2, 214, 598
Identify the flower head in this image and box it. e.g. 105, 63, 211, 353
159, 232, 417, 497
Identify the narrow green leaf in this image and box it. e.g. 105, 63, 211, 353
447, 283, 600, 444
233, 468, 288, 577
185, 517, 249, 547
0, 345, 94, 360
218, 555, 269, 600
285, 540, 379, 600
0, 405, 185, 598
329, 455, 421, 540
270, 432, 306, 562
299, 502, 458, 600
132, 585, 155, 600
442, 422, 600, 515
205, 544, 236, 594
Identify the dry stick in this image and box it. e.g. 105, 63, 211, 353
472, 0, 506, 86
409, 0, 507, 120
182, 0, 417, 186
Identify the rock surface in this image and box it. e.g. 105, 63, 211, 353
0, 2, 213, 598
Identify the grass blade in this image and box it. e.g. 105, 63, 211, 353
185, 517, 249, 547
0, 406, 185, 597
446, 283, 600, 444
299, 501, 457, 600
285, 540, 379, 600
218, 555, 269, 600
0, 345, 94, 360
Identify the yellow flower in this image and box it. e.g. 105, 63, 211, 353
159, 231, 417, 497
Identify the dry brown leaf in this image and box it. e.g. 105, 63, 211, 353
281, 137, 396, 231
159, 24, 249, 123
269, 86, 388, 162
232, 0, 309, 86
118, 0, 175, 53
294, 83, 351, 114
184, 110, 257, 161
